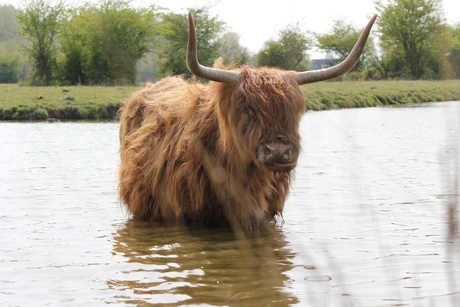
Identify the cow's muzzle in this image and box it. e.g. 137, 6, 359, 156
257, 141, 298, 173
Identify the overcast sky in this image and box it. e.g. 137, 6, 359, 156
2, 0, 459, 53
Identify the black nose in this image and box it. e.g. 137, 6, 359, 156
263, 143, 290, 162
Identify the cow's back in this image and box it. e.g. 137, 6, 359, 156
118, 76, 204, 220
119, 77, 194, 141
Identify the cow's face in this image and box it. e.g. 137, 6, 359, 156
219, 67, 305, 173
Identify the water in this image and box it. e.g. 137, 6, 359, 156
1, 102, 459, 306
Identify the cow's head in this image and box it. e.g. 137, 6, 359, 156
223, 66, 305, 173
187, 13, 376, 173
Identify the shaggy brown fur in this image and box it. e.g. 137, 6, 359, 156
119, 60, 305, 229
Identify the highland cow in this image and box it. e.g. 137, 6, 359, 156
119, 13, 377, 229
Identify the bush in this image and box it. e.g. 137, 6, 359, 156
0, 53, 22, 83
34, 108, 48, 119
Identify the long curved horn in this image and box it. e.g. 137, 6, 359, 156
294, 14, 377, 85
187, 12, 240, 85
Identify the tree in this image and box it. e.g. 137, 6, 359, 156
316, 19, 376, 72
0, 5, 21, 45
156, 7, 224, 78
375, 0, 446, 79
257, 22, 312, 71
155, 12, 188, 78
59, 0, 156, 85
257, 40, 284, 69
156, 8, 224, 78
0, 5, 26, 83
446, 22, 460, 78
0, 53, 21, 83
17, 0, 65, 85
217, 31, 251, 66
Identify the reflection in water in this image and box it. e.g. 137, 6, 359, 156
110, 221, 299, 306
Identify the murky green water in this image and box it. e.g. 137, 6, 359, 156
1, 102, 459, 306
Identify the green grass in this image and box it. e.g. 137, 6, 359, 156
0, 84, 140, 120
0, 80, 459, 120
302, 80, 460, 111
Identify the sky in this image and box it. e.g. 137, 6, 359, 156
2, 0, 459, 54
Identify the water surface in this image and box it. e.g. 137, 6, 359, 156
1, 102, 459, 306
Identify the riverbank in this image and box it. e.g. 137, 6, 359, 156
0, 84, 138, 120
303, 80, 460, 110
0, 80, 459, 120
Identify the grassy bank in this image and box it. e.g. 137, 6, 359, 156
0, 80, 459, 120
303, 80, 460, 110
0, 84, 139, 120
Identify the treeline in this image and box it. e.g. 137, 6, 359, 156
0, 0, 459, 86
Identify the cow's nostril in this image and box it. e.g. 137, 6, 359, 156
264, 143, 289, 160
264, 147, 272, 157
257, 141, 296, 166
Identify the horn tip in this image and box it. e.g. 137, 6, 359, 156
371, 14, 378, 23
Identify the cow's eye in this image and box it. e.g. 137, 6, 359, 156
245, 108, 257, 119
237, 99, 257, 119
